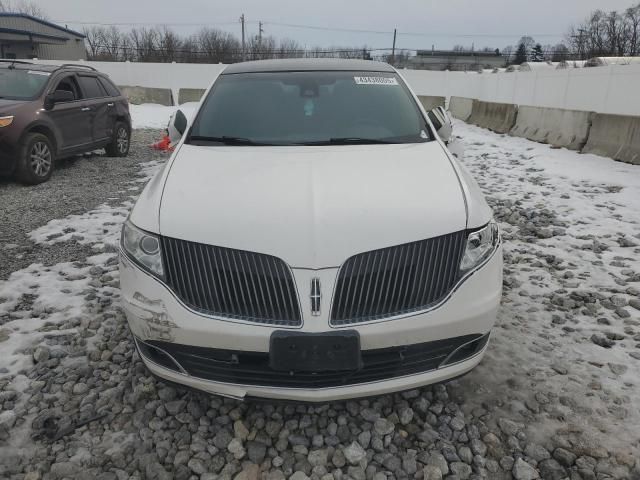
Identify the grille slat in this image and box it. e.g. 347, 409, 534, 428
331, 231, 466, 325
161, 237, 302, 326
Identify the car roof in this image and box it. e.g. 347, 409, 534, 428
222, 58, 396, 75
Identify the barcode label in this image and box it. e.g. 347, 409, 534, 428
354, 76, 399, 86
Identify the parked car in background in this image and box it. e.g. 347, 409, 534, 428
120, 58, 502, 402
0, 60, 131, 184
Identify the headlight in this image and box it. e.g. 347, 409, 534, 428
460, 221, 499, 272
121, 220, 164, 277
0, 116, 14, 128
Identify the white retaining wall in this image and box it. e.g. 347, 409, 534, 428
32, 59, 640, 116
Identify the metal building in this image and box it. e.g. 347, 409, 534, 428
0, 13, 86, 60
409, 50, 506, 72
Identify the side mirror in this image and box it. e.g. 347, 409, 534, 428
44, 90, 74, 110
428, 108, 453, 144
168, 109, 188, 143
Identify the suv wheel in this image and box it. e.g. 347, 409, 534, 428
16, 133, 55, 185
106, 121, 131, 157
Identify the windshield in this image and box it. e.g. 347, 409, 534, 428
0, 69, 50, 100
188, 71, 433, 146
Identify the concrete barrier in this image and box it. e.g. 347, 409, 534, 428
510, 106, 594, 151
582, 114, 640, 165
417, 95, 445, 111
118, 85, 174, 106
448, 96, 474, 121
178, 88, 206, 105
467, 100, 518, 134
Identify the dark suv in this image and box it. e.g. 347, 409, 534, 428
0, 61, 131, 184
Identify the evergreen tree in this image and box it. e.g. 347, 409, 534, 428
514, 43, 528, 64
531, 44, 544, 62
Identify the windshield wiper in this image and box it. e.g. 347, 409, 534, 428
304, 137, 398, 145
188, 135, 266, 146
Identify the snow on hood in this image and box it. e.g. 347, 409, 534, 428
151, 141, 468, 268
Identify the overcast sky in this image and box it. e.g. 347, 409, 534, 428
34, 0, 639, 51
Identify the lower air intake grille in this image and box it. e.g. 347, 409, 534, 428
144, 333, 488, 389
331, 231, 467, 325
161, 237, 302, 326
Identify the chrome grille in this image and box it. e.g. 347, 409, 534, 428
161, 237, 302, 326
330, 231, 467, 325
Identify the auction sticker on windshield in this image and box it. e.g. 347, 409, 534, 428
354, 76, 399, 86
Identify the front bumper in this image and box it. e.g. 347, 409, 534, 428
120, 246, 502, 401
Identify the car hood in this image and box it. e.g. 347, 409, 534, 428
0, 98, 26, 113
158, 142, 467, 268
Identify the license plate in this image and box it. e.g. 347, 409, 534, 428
269, 331, 362, 372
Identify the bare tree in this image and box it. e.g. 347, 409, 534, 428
626, 4, 640, 55
157, 27, 182, 63
0, 0, 47, 18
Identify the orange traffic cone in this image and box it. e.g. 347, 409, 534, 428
150, 134, 173, 152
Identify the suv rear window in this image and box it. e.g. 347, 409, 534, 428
77, 75, 105, 98
188, 71, 432, 146
99, 77, 120, 97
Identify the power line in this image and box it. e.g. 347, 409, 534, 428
57, 18, 564, 39
56, 20, 245, 27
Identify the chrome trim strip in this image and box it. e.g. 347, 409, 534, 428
439, 332, 491, 368
135, 337, 189, 375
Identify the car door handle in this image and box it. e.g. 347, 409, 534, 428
81, 107, 91, 112
107, 103, 114, 107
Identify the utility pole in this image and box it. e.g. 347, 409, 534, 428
240, 14, 246, 61
391, 28, 397, 65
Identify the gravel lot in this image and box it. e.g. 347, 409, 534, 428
0, 124, 639, 480
0, 129, 162, 281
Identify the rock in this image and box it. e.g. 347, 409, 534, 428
228, 438, 246, 459
289, 472, 310, 480
498, 418, 523, 436
358, 430, 371, 449
234, 464, 260, 480
50, 462, 79, 479
308, 449, 329, 467
247, 441, 267, 463
234, 420, 250, 441
607, 363, 628, 375
470, 439, 487, 457
373, 418, 394, 436
32, 346, 50, 363
0, 411, 17, 430
591, 334, 614, 348
423, 465, 443, 480
512, 458, 539, 480
629, 299, 640, 311
450, 416, 465, 431
187, 458, 207, 475
343, 441, 366, 465
398, 407, 414, 425
72, 382, 88, 395
450, 462, 472, 479
524, 443, 550, 462
538, 459, 567, 480
165, 400, 187, 415
458, 446, 473, 464
553, 448, 577, 467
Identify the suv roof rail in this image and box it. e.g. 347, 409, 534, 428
57, 63, 98, 72
0, 59, 34, 65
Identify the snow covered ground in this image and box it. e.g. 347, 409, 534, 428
0, 112, 639, 478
